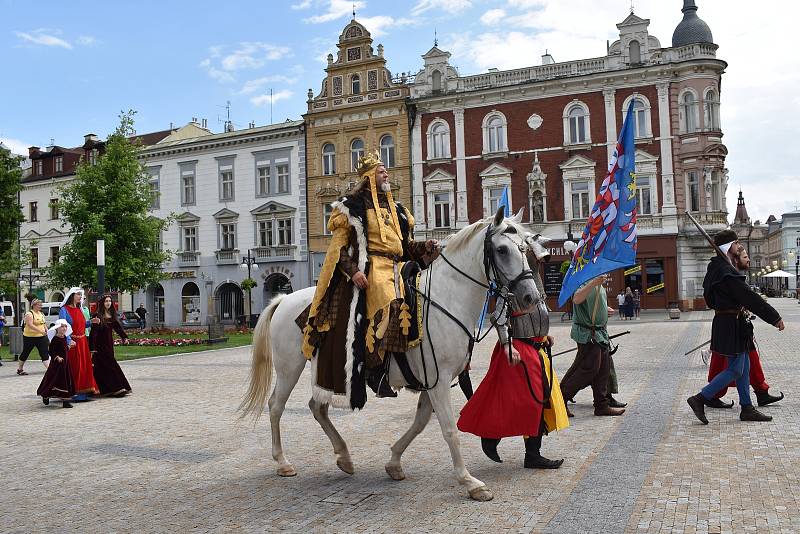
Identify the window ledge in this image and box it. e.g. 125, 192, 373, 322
564, 142, 592, 151
482, 150, 509, 160
634, 137, 654, 144
426, 157, 452, 165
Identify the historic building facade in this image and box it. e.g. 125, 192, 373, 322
304, 18, 411, 281
410, 1, 727, 310
137, 121, 310, 327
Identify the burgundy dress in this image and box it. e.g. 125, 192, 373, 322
37, 336, 75, 400
89, 317, 131, 396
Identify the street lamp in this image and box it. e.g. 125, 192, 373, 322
240, 250, 259, 328
97, 239, 106, 296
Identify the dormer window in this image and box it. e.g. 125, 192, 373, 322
351, 74, 361, 94
35, 160, 42, 175
55, 156, 63, 173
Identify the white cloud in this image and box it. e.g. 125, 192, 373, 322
200, 58, 235, 83
480, 8, 506, 26
220, 42, 292, 71
0, 137, 32, 156
240, 75, 297, 94
15, 30, 72, 49
411, 0, 472, 16
250, 89, 294, 107
291, 0, 312, 9
358, 15, 417, 38
305, 0, 365, 24
506, 0, 544, 8
76, 35, 96, 46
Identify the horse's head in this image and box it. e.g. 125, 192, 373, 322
485, 207, 541, 312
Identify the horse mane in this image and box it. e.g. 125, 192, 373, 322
440, 219, 490, 254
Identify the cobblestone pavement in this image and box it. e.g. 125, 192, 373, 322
2, 300, 799, 533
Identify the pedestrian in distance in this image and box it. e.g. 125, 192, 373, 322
37, 319, 75, 408
616, 291, 625, 320
0, 310, 5, 366
633, 289, 641, 319
624, 287, 635, 320
135, 303, 147, 331
17, 298, 50, 375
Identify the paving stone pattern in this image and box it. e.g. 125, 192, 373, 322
1, 301, 798, 533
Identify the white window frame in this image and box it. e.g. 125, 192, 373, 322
276, 218, 293, 246
621, 94, 652, 139
180, 164, 196, 206
146, 167, 161, 210
559, 155, 597, 221
322, 143, 336, 175
570, 181, 591, 220
218, 221, 237, 251
636, 176, 653, 215
482, 111, 508, 154
219, 165, 235, 201
257, 220, 274, 247
322, 203, 334, 235
276, 163, 290, 194
256, 164, 270, 196
563, 100, 591, 145
55, 156, 63, 172
380, 134, 395, 168
423, 169, 455, 231
49, 198, 59, 220
479, 163, 513, 218
181, 225, 198, 251
679, 89, 700, 134
350, 138, 364, 171
29, 201, 37, 222
433, 192, 451, 228
35, 160, 42, 175
703, 88, 721, 131
426, 119, 451, 160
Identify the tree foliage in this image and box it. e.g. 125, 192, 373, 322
44, 111, 172, 292
0, 147, 24, 296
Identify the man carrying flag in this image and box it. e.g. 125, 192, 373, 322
556, 101, 639, 417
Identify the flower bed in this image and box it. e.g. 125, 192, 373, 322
114, 337, 206, 347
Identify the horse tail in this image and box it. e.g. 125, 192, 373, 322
238, 294, 285, 421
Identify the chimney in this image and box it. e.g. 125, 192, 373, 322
84, 133, 99, 143
191, 117, 199, 125
29, 146, 40, 157
201, 118, 208, 129
541, 50, 555, 65
225, 121, 235, 133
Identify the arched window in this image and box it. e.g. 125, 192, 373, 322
432, 70, 442, 92
152, 283, 165, 324
181, 282, 201, 324
704, 89, 720, 130
351, 74, 361, 95
380, 135, 395, 168
629, 40, 641, 64
322, 143, 336, 175
565, 103, 590, 144
428, 121, 450, 160
681, 91, 698, 133
622, 95, 652, 138
350, 138, 364, 171
482, 112, 507, 154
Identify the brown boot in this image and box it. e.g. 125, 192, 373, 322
594, 406, 625, 416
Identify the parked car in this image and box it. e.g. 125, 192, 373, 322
119, 311, 142, 330
0, 301, 14, 327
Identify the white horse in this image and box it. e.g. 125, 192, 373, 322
239, 208, 542, 501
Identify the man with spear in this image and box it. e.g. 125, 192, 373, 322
686, 228, 785, 424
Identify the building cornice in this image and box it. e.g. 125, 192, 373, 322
139, 125, 303, 160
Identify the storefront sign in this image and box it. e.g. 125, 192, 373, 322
646, 282, 665, 294
543, 263, 564, 296
624, 265, 642, 276
163, 271, 196, 279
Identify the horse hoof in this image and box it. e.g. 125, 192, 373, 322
277, 465, 297, 477
468, 486, 494, 502
385, 463, 406, 481
337, 458, 355, 475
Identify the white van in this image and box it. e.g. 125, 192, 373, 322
0, 301, 14, 327
41, 302, 62, 328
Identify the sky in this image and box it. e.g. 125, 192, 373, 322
2, 0, 799, 221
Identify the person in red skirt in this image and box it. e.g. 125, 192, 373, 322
89, 294, 132, 397
37, 319, 75, 408
705, 318, 783, 409
458, 243, 569, 469
59, 288, 100, 401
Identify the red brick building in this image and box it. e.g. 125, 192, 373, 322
410, 2, 726, 310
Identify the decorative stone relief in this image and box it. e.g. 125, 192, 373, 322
332, 76, 343, 96
527, 114, 543, 130
347, 47, 361, 61
368, 70, 378, 90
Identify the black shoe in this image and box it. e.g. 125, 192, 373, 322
740, 405, 772, 422
481, 438, 502, 463
366, 370, 397, 398
42, 397, 49, 406
687, 394, 708, 425
705, 397, 734, 409
62, 401, 73, 409
606, 394, 627, 408
755, 389, 784, 407
524, 455, 564, 469
458, 370, 473, 400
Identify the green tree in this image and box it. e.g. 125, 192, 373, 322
0, 147, 24, 297
44, 111, 172, 293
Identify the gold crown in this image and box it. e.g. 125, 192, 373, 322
356, 150, 383, 176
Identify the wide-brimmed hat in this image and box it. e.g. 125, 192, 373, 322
47, 318, 73, 342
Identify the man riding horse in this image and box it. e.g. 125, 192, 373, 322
299, 150, 439, 409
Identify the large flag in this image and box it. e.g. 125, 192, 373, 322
557, 101, 638, 307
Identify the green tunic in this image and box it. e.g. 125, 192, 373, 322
570, 285, 611, 346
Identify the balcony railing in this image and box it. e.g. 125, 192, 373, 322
416, 228, 457, 241
253, 245, 296, 262
215, 249, 240, 265
177, 251, 200, 267
682, 211, 729, 230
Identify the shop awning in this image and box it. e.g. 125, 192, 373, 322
763, 269, 793, 278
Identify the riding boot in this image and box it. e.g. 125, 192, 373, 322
458, 370, 474, 400
755, 389, 784, 407
523, 436, 563, 469
366, 368, 397, 398
606, 394, 627, 408
481, 438, 502, 463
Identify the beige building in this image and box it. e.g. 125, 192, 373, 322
304, 18, 411, 281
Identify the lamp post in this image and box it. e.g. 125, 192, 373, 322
97, 239, 105, 297
240, 250, 259, 328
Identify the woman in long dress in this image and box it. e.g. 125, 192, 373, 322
89, 294, 131, 397
37, 319, 75, 408
59, 288, 99, 401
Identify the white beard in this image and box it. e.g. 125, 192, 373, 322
380, 182, 391, 193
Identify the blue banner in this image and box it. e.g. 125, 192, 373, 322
557, 101, 639, 307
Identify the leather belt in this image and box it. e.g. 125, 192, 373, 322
72, 334, 86, 339
368, 251, 402, 262
714, 309, 742, 316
